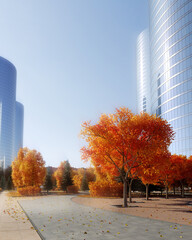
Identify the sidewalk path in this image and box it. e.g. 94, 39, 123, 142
19, 195, 192, 240
0, 191, 40, 240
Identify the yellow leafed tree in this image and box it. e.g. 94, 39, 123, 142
72, 167, 95, 190
12, 148, 46, 195
53, 161, 66, 190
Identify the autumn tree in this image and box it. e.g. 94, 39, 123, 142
139, 165, 159, 200
88, 165, 123, 198
186, 157, 192, 188
54, 161, 66, 190
81, 107, 174, 207
72, 167, 96, 190
170, 155, 190, 198
12, 148, 46, 195
151, 151, 174, 199
139, 151, 171, 200
72, 172, 83, 190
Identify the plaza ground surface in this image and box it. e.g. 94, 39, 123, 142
0, 191, 40, 240
18, 195, 192, 240
73, 195, 192, 226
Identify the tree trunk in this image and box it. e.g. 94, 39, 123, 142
181, 182, 184, 198
128, 183, 132, 203
146, 184, 149, 200
165, 185, 168, 199
123, 181, 128, 207
173, 186, 175, 196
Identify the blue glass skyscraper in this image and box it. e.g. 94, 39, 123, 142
137, 0, 192, 157
150, 0, 192, 156
137, 29, 151, 114
0, 57, 16, 168
0, 56, 24, 168
14, 101, 24, 159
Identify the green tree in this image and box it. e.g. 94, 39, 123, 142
0, 167, 13, 190
6, 176, 13, 190
61, 161, 73, 192
0, 175, 6, 189
0, 167, 3, 189
0, 167, 3, 178
4, 166, 13, 190
44, 167, 53, 193
81, 172, 89, 191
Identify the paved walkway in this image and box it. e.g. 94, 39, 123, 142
0, 191, 40, 240
19, 195, 192, 240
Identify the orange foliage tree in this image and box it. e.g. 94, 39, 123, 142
88, 165, 123, 197
72, 167, 95, 190
153, 152, 175, 199
170, 155, 191, 197
89, 180, 123, 197
12, 148, 46, 196
80, 107, 174, 207
54, 161, 75, 191
186, 156, 192, 187
72, 172, 83, 190
53, 161, 66, 190
139, 151, 171, 199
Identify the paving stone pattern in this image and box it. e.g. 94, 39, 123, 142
19, 196, 192, 240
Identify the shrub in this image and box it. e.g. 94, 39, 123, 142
89, 181, 123, 197
67, 185, 78, 193
17, 186, 41, 196
0, 187, 2, 191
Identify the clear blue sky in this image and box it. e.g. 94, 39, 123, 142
0, 0, 148, 168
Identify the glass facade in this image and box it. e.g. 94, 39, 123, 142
0, 57, 16, 168
0, 57, 24, 168
14, 101, 24, 159
137, 29, 151, 114
149, 0, 192, 156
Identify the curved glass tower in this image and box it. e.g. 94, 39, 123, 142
14, 101, 24, 158
149, 0, 192, 156
137, 29, 151, 114
0, 57, 16, 168
0, 57, 24, 168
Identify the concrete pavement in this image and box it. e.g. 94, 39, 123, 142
0, 191, 40, 240
19, 195, 192, 240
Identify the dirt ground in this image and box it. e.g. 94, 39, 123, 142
72, 196, 192, 226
